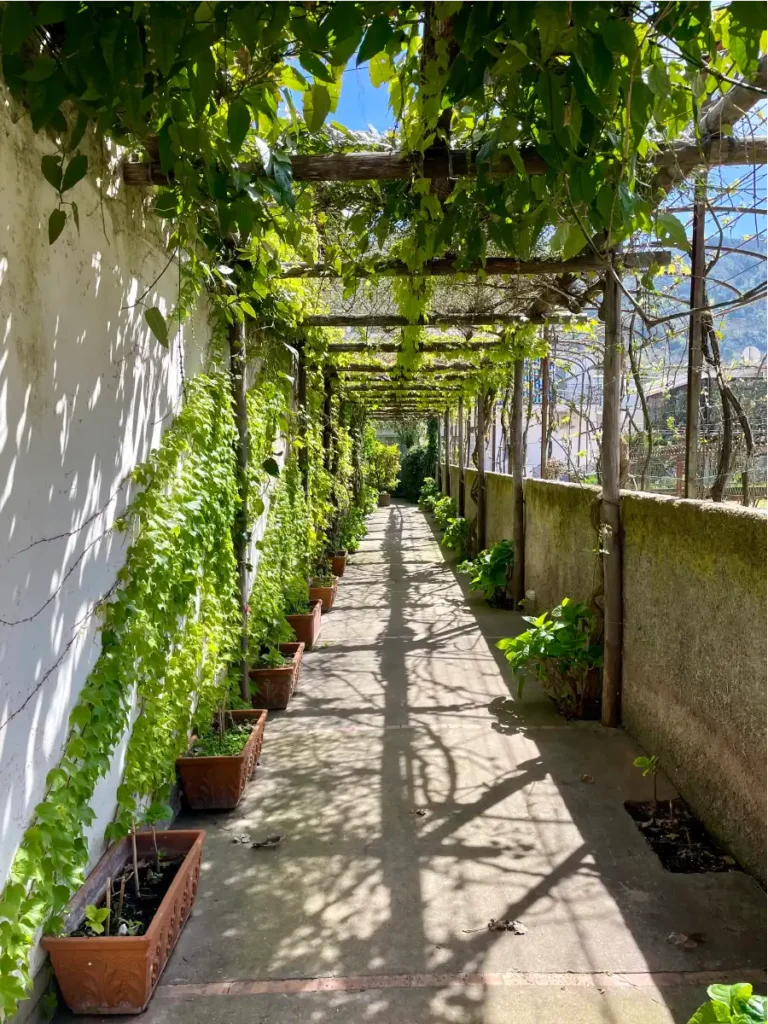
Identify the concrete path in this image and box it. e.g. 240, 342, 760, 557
66, 503, 766, 1023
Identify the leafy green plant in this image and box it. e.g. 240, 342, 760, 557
418, 477, 440, 512
441, 517, 472, 560
433, 495, 458, 530
397, 445, 436, 501
191, 723, 253, 758
368, 441, 401, 494
284, 575, 311, 616
459, 540, 515, 604
83, 905, 111, 936
497, 599, 604, 718
687, 983, 767, 1024
633, 754, 660, 808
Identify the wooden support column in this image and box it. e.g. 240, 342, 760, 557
457, 397, 465, 516
322, 368, 334, 470
540, 355, 550, 478
491, 400, 498, 472
229, 321, 250, 702
443, 409, 451, 495
511, 359, 525, 607
600, 258, 624, 728
297, 341, 309, 495
435, 416, 442, 485
476, 393, 487, 551
685, 177, 706, 498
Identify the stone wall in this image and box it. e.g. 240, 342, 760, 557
522, 480, 602, 613
621, 494, 767, 879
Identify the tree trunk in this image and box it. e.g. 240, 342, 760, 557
229, 321, 250, 703
511, 360, 525, 607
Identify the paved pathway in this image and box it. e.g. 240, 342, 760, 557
71, 502, 766, 1023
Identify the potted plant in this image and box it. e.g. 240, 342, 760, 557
284, 575, 323, 648
309, 565, 338, 612
368, 440, 400, 507
43, 827, 205, 1015
331, 550, 347, 577
248, 614, 305, 710
497, 598, 604, 719
176, 708, 268, 811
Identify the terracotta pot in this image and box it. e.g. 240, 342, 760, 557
378, 492, 391, 507
286, 599, 323, 649
331, 551, 348, 578
249, 642, 305, 710
309, 579, 337, 612
176, 709, 268, 811
43, 830, 204, 1015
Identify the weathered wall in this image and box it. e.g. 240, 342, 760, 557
0, 93, 212, 992
522, 480, 601, 613
622, 494, 767, 879
485, 472, 514, 546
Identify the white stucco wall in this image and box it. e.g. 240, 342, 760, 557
0, 88, 212, 952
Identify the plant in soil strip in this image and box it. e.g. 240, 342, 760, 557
433, 495, 457, 531
284, 575, 312, 616
459, 540, 515, 605
687, 982, 766, 1024
418, 477, 440, 512
441, 516, 472, 561
497, 598, 603, 718
633, 754, 660, 808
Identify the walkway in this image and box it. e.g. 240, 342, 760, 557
96, 503, 765, 1023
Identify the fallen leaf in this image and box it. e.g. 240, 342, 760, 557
231, 834, 250, 844
412, 808, 427, 817
511, 920, 527, 935
487, 918, 527, 934
252, 833, 283, 849
666, 931, 702, 950
580, 774, 594, 784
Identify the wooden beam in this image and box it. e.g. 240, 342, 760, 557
685, 179, 706, 499
511, 359, 525, 607
699, 55, 767, 138
302, 312, 591, 327
443, 409, 451, 496
337, 361, 481, 373
228, 320, 250, 703
123, 136, 766, 187
655, 135, 767, 191
540, 355, 550, 478
329, 341, 504, 354
600, 257, 623, 729
297, 340, 309, 496
287, 253, 669, 281
476, 392, 487, 552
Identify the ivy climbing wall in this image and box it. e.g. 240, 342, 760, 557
0, 92, 211, 981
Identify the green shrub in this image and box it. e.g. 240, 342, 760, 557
687, 983, 766, 1023
441, 517, 472, 560
459, 540, 514, 603
284, 575, 310, 615
397, 444, 434, 501
368, 441, 401, 493
497, 598, 603, 717
433, 495, 457, 530
418, 476, 439, 511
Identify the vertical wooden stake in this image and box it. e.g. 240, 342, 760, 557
322, 368, 333, 470
443, 409, 451, 496
297, 341, 309, 496
540, 354, 550, 478
685, 177, 706, 499
491, 398, 498, 472
511, 359, 525, 607
229, 321, 250, 703
476, 392, 487, 551
457, 396, 465, 516
601, 260, 624, 728
435, 415, 442, 486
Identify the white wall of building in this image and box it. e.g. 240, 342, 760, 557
0, 89, 212, 945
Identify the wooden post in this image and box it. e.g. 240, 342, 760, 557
476, 393, 487, 551
511, 359, 525, 607
685, 177, 706, 498
540, 355, 550, 478
600, 258, 624, 728
491, 400, 498, 472
229, 321, 250, 702
297, 342, 309, 496
457, 396, 465, 516
435, 416, 442, 486
443, 409, 451, 496
322, 368, 333, 470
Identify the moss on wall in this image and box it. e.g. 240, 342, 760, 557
622, 494, 767, 880
523, 480, 601, 613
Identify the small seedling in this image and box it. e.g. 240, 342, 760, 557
84, 905, 111, 935
633, 754, 660, 809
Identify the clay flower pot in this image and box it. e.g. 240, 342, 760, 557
309, 578, 338, 612
286, 598, 323, 649
378, 492, 391, 507
176, 709, 268, 811
249, 642, 305, 710
331, 550, 348, 577
43, 829, 204, 1016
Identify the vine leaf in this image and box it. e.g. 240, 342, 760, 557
48, 209, 66, 245
61, 153, 88, 192
144, 306, 169, 347
357, 15, 392, 66
0, 2, 35, 53
655, 213, 690, 253
41, 155, 63, 191
227, 99, 251, 151
303, 83, 331, 133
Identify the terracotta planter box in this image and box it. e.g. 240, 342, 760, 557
286, 599, 323, 649
176, 709, 268, 811
43, 829, 204, 1016
309, 579, 337, 612
249, 642, 304, 710
331, 551, 348, 577
378, 491, 391, 507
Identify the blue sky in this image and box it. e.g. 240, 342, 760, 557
334, 65, 394, 132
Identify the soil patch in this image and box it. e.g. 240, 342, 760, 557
625, 799, 739, 873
